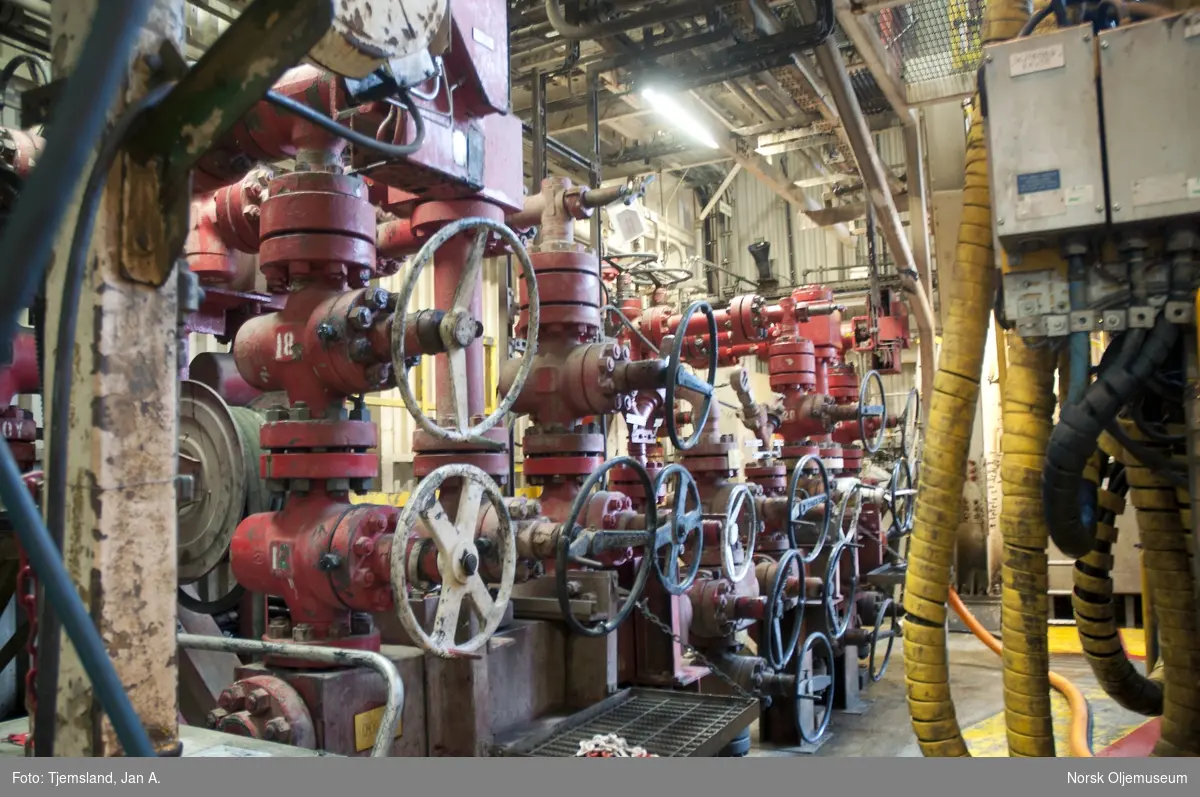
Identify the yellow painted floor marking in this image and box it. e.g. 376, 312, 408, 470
962, 681, 1146, 757
1046, 626, 1145, 658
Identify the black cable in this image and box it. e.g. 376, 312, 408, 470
35, 79, 175, 759
0, 54, 47, 112
1104, 420, 1188, 489
264, 89, 426, 159
0, 0, 154, 357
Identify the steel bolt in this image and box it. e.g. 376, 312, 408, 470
1101, 40, 1109, 49
218, 686, 246, 710
206, 708, 228, 729
317, 552, 343, 571
365, 362, 392, 386
267, 618, 291, 639
316, 322, 339, 342
263, 718, 291, 742
353, 536, 376, 556
460, 551, 479, 576
326, 477, 351, 494
266, 406, 288, 422
292, 402, 311, 421
292, 623, 315, 642
246, 688, 271, 715
354, 569, 376, 587
349, 338, 373, 362
367, 288, 391, 310
349, 306, 374, 330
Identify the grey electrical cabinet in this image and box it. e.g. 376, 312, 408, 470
983, 27, 1106, 252
1099, 12, 1200, 228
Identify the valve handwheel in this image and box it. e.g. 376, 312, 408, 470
824, 486, 863, 641
392, 217, 539, 446
899, 387, 921, 462
652, 463, 705, 595
719, 483, 759, 583
391, 464, 516, 658
786, 454, 833, 563
857, 369, 887, 454
869, 597, 900, 682
664, 301, 718, 451
556, 456, 660, 638
794, 631, 836, 746
762, 548, 804, 670
887, 457, 916, 540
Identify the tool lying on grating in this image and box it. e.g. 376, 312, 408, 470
575, 733, 659, 757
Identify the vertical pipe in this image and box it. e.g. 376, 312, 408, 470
530, 69, 546, 196
434, 223, 496, 423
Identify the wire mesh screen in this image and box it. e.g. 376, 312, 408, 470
869, 0, 988, 86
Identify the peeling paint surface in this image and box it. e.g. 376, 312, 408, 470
46, 0, 185, 757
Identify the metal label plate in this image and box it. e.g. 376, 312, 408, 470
1010, 44, 1066, 77
1016, 170, 1066, 219
354, 705, 403, 752
1132, 173, 1188, 207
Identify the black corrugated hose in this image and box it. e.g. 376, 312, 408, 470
1042, 317, 1179, 558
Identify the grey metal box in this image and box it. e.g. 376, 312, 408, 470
983, 28, 1106, 251
1100, 12, 1200, 228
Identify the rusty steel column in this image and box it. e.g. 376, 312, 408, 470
44, 0, 185, 756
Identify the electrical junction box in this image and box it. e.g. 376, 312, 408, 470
983, 27, 1106, 252
1099, 12, 1200, 229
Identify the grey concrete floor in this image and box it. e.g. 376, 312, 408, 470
749, 633, 1149, 757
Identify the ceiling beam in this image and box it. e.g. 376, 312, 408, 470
833, 0, 909, 117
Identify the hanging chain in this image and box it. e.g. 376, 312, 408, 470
16, 542, 38, 725
633, 599, 766, 704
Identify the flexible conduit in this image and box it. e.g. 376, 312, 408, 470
900, 0, 1033, 758
997, 330, 1058, 756
1071, 456, 1164, 716
1119, 420, 1200, 756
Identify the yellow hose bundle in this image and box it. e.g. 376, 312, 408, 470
998, 332, 1057, 756
1118, 420, 1200, 756
901, 0, 1033, 758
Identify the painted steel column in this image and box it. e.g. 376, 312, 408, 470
45, 0, 184, 756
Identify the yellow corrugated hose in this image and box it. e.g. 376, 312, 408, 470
901, 0, 1034, 758
948, 589, 1094, 757
997, 331, 1058, 756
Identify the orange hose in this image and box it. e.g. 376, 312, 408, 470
947, 588, 1094, 757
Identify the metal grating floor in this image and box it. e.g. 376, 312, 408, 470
505, 689, 759, 757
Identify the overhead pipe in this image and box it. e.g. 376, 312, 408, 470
543, 0, 710, 39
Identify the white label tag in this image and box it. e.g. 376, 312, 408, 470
1017, 190, 1066, 220
1185, 12, 1200, 38
1132, 173, 1188, 207
1188, 177, 1200, 200
1010, 44, 1066, 77
1065, 185, 1094, 207
190, 745, 273, 758
473, 27, 495, 51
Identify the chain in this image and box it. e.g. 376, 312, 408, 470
15, 542, 38, 726
633, 599, 766, 704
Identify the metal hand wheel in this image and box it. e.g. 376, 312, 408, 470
794, 631, 836, 746
556, 456, 660, 637
887, 457, 916, 540
719, 483, 759, 583
390, 464, 516, 658
857, 369, 887, 454
899, 387, 921, 461
664, 301, 718, 451
869, 597, 900, 682
786, 454, 833, 563
652, 463, 704, 595
391, 217, 539, 447
762, 548, 804, 670
824, 488, 863, 641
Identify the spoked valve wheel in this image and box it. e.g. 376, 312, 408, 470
664, 301, 718, 451
786, 454, 833, 563
857, 369, 887, 454
391, 464, 516, 658
824, 485, 863, 641
887, 457, 916, 540
869, 597, 901, 682
391, 217, 539, 447
794, 631, 836, 746
762, 548, 804, 670
651, 463, 705, 595
719, 483, 759, 583
556, 457, 660, 638
899, 387, 921, 462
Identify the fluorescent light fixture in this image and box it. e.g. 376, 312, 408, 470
640, 87, 719, 150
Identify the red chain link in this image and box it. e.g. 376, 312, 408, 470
16, 541, 37, 721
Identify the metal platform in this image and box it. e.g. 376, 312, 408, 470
497, 688, 759, 758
